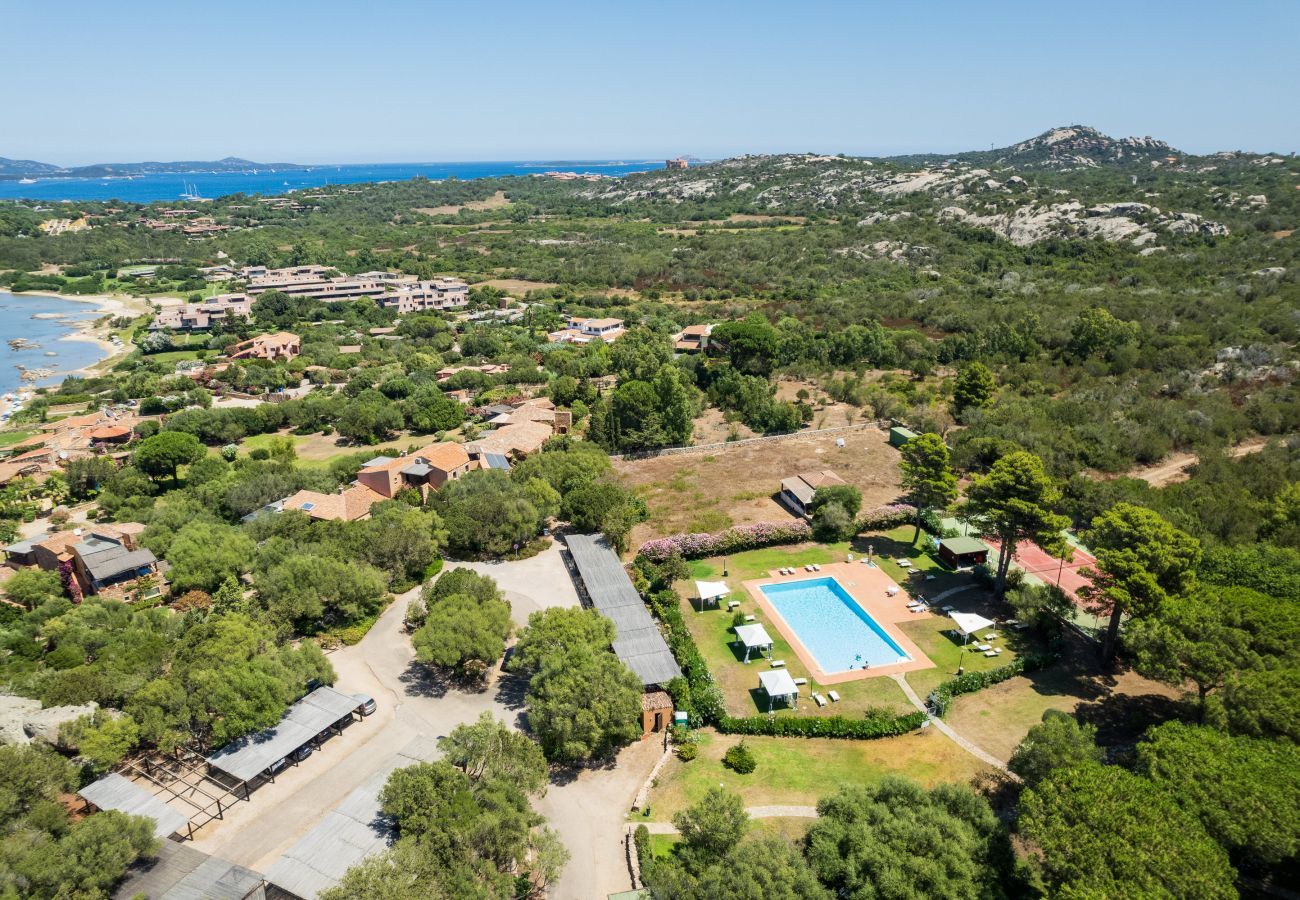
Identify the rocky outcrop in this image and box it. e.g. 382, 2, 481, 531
0, 693, 102, 746
940, 201, 1228, 247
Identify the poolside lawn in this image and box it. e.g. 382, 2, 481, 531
647, 729, 991, 823
679, 532, 1025, 715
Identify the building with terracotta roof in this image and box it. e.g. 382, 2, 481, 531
672, 323, 714, 352
355, 442, 471, 500
467, 420, 554, 461
547, 316, 626, 344
7, 523, 160, 600
228, 332, 300, 361
277, 483, 385, 522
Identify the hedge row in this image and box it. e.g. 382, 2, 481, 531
635, 503, 919, 563
718, 710, 927, 739
637, 520, 813, 562
648, 589, 726, 726
929, 651, 1058, 717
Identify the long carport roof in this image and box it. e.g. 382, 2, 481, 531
204, 686, 360, 783
79, 772, 190, 840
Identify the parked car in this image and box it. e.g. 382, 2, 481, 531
354, 693, 377, 717
290, 744, 314, 763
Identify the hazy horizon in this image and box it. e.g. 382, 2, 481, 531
8, 0, 1298, 164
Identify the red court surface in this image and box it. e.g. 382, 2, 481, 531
1010, 540, 1095, 602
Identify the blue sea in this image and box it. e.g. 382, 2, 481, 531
0, 292, 108, 397
0, 160, 659, 203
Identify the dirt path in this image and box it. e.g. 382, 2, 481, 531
1114, 437, 1272, 487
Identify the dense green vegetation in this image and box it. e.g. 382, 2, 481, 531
2, 138, 1298, 896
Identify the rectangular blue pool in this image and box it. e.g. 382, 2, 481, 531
759, 577, 909, 673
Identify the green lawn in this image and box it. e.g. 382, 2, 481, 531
676, 530, 1025, 716
143, 349, 203, 365
0, 430, 36, 448
647, 729, 990, 823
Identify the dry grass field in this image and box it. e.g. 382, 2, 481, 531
614, 426, 902, 547
416, 190, 511, 216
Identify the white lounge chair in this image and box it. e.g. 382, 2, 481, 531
984, 650, 998, 657
793, 677, 808, 685
744, 614, 756, 622
769, 659, 786, 668
975, 643, 992, 652
805, 564, 814, 572
812, 564, 821, 571
828, 690, 840, 702
994, 647, 1004, 655
813, 693, 828, 707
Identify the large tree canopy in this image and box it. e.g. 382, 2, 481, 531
1019, 763, 1236, 899
804, 778, 1013, 900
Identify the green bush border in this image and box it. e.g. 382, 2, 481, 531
717, 710, 926, 739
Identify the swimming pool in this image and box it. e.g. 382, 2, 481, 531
759, 577, 909, 673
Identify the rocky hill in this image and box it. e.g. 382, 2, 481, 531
570, 131, 1257, 250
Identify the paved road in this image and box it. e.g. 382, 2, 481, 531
193, 540, 658, 898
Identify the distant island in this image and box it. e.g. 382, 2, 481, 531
0, 156, 309, 181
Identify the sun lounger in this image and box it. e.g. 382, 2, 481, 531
1004, 619, 1020, 626
770, 659, 785, 668
975, 643, 992, 652
984, 633, 999, 640
793, 677, 808, 685
897, 558, 912, 567
886, 586, 899, 596
813, 693, 828, 707
994, 647, 1004, 655
812, 564, 821, 571
828, 691, 840, 702
744, 614, 756, 622
1013, 622, 1029, 630
984, 650, 998, 657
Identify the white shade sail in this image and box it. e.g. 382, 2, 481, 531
950, 611, 996, 637
695, 580, 730, 601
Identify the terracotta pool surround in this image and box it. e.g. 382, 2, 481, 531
743, 563, 936, 685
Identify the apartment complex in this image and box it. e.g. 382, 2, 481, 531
547, 316, 626, 344
151, 294, 253, 331
239, 266, 469, 312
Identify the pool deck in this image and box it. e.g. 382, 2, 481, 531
742, 562, 935, 685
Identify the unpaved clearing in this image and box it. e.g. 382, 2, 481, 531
1116, 437, 1272, 487
614, 426, 902, 550
416, 190, 510, 216
477, 278, 558, 296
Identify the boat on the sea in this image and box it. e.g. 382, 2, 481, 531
18, 178, 37, 184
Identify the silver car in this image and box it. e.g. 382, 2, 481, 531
354, 694, 377, 716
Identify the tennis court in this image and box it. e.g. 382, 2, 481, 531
1011, 539, 1095, 601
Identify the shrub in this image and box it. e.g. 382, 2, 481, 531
723, 741, 757, 774
731, 610, 746, 627
637, 520, 814, 562
676, 741, 698, 761
719, 711, 926, 739
855, 503, 918, 532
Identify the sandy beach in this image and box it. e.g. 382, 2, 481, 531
0, 291, 153, 420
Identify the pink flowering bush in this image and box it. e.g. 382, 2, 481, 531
857, 503, 916, 531
636, 504, 917, 562
637, 520, 813, 561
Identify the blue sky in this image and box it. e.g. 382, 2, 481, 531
7, 0, 1297, 164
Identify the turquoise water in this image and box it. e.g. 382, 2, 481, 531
0, 292, 107, 396
760, 577, 909, 673
0, 160, 660, 203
